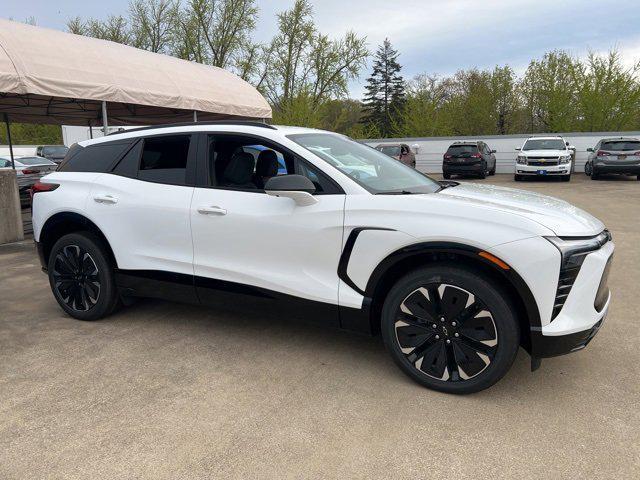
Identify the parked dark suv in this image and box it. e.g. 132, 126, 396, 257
442, 141, 496, 179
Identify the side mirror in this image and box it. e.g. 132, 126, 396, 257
265, 175, 318, 206
515, 147, 521, 151
565, 141, 570, 146
491, 149, 497, 154
586, 147, 594, 152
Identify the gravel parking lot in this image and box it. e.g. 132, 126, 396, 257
1, 174, 638, 480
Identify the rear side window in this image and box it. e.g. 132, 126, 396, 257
601, 141, 640, 151
57, 141, 132, 173
447, 145, 478, 155
138, 135, 191, 185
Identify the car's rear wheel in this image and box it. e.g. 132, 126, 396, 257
514, 174, 523, 181
478, 162, 487, 179
443, 172, 451, 179
48, 232, 119, 321
381, 265, 520, 394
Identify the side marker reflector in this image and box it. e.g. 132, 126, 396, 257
479, 251, 510, 270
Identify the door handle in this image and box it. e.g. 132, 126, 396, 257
197, 205, 227, 216
93, 194, 118, 204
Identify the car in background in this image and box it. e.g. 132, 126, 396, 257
442, 141, 496, 179
585, 137, 640, 181
0, 156, 58, 192
375, 143, 416, 168
36, 145, 69, 164
515, 136, 573, 182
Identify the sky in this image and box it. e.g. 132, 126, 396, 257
3, 0, 640, 97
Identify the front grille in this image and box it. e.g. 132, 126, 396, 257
527, 157, 559, 166
552, 265, 581, 319
551, 230, 611, 320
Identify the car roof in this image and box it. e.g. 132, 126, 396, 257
600, 137, 640, 142
449, 141, 480, 146
525, 136, 564, 140
78, 123, 330, 148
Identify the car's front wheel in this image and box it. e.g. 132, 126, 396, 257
48, 232, 120, 321
381, 265, 520, 394
561, 174, 571, 182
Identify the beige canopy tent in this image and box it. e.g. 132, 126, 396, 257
0, 18, 271, 127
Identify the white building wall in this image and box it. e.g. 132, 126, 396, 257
363, 131, 640, 174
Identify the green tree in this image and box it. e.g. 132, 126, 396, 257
362, 38, 405, 137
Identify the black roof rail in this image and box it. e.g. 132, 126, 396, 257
107, 120, 276, 136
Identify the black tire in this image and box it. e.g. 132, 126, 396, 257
561, 174, 571, 182
478, 162, 487, 179
443, 172, 451, 180
47, 232, 119, 321
514, 174, 523, 181
489, 165, 496, 175
381, 264, 520, 394
636, 175, 639, 181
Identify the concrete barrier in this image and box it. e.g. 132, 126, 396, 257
0, 170, 24, 244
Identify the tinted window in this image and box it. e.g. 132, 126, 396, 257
378, 145, 401, 157
522, 139, 566, 150
0, 158, 10, 167
446, 145, 478, 156
57, 141, 132, 173
42, 146, 69, 156
601, 140, 640, 151
111, 140, 143, 178
138, 135, 191, 185
14, 157, 55, 166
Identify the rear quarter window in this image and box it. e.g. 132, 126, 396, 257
57, 140, 134, 173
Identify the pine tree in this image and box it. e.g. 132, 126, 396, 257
362, 38, 406, 137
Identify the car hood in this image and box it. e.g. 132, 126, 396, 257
439, 183, 604, 236
520, 149, 567, 156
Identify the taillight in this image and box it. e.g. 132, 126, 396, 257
596, 150, 610, 156
22, 169, 39, 174
471, 153, 482, 158
30, 181, 59, 201
633, 151, 640, 156
444, 154, 452, 159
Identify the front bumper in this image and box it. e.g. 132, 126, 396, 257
531, 240, 614, 358
516, 163, 571, 176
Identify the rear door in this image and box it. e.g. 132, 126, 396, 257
85, 134, 198, 301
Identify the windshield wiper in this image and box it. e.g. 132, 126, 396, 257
375, 190, 416, 195
438, 180, 460, 189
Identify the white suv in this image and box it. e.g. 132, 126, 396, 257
515, 136, 574, 181
32, 122, 613, 393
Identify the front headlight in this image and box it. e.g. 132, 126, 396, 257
545, 232, 611, 269
559, 154, 572, 164
516, 155, 527, 164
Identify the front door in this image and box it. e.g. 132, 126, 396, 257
190, 133, 345, 326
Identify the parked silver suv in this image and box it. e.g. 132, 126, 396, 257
585, 137, 640, 180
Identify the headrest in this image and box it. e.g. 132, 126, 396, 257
223, 152, 254, 185
256, 150, 279, 177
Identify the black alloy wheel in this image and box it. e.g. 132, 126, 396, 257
48, 232, 120, 320
52, 245, 101, 311
394, 284, 497, 381
381, 265, 519, 394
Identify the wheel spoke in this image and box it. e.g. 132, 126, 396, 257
417, 341, 447, 379
453, 341, 490, 378
444, 342, 460, 381
440, 285, 469, 320
458, 334, 496, 357
459, 314, 497, 343
406, 333, 438, 363
401, 289, 438, 321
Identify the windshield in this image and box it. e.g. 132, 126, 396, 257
601, 141, 640, 151
288, 133, 440, 194
42, 146, 68, 156
447, 145, 478, 156
522, 139, 566, 151
377, 145, 401, 157
16, 157, 54, 166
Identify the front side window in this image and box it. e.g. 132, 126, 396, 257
206, 134, 341, 194
522, 139, 566, 151
289, 133, 441, 194
138, 135, 190, 185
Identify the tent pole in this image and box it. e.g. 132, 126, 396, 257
193, 111, 198, 122
101, 101, 108, 135
3, 114, 15, 170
